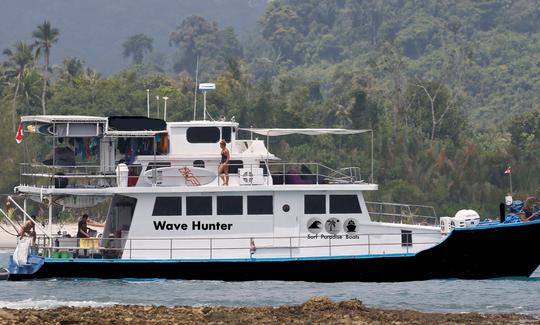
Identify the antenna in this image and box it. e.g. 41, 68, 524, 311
193, 55, 199, 120
156, 95, 160, 118
199, 83, 215, 121
163, 96, 169, 121
146, 89, 150, 118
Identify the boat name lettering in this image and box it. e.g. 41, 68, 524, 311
153, 221, 233, 231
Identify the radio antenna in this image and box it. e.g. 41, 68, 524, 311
193, 55, 199, 120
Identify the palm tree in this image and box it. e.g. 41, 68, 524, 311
3, 41, 34, 129
122, 34, 153, 64
59, 57, 83, 85
32, 20, 60, 115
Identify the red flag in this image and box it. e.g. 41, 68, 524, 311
504, 166, 512, 174
15, 124, 23, 144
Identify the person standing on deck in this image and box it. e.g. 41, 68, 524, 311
218, 139, 230, 186
18, 218, 36, 245
77, 214, 103, 238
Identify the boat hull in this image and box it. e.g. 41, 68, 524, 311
8, 221, 540, 282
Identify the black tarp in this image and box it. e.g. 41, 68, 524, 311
107, 116, 166, 132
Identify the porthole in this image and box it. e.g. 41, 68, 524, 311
282, 204, 290, 212
193, 160, 205, 168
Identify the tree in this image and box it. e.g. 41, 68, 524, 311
259, 2, 302, 63
406, 79, 465, 145
169, 16, 243, 75
2, 41, 34, 129
32, 20, 60, 115
122, 34, 154, 65
59, 57, 83, 85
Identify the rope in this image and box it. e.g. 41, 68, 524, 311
0, 223, 17, 237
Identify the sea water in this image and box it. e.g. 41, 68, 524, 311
0, 250, 539, 314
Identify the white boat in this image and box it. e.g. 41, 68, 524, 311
3, 115, 540, 281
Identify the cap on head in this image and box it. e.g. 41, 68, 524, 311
82, 213, 89, 219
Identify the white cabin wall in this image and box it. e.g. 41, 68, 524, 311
124, 192, 275, 259
114, 189, 442, 260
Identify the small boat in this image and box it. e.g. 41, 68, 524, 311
2, 114, 540, 281
0, 268, 8, 280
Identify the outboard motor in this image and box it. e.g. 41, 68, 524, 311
440, 209, 481, 235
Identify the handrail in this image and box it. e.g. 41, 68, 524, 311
7, 196, 51, 239
19, 161, 366, 188
36, 231, 442, 260
0, 208, 20, 234
366, 201, 438, 226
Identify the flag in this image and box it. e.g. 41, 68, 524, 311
15, 124, 23, 144
504, 166, 512, 174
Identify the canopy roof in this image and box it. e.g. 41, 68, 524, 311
241, 128, 370, 137
21, 115, 107, 124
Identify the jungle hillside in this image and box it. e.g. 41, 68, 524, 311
2, 0, 540, 218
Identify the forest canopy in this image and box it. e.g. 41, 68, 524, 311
2, 0, 540, 217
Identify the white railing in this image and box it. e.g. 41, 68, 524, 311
366, 201, 439, 226
19, 161, 364, 189
34, 232, 441, 260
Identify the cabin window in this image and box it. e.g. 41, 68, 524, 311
152, 197, 182, 216
228, 160, 244, 174
401, 230, 413, 247
304, 195, 326, 214
193, 160, 205, 168
222, 127, 232, 143
186, 196, 212, 215
187, 127, 220, 143
247, 195, 273, 215
329, 195, 362, 214
259, 161, 268, 176
217, 196, 243, 215
145, 162, 171, 171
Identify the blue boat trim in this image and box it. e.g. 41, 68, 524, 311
456, 219, 540, 230
44, 252, 416, 263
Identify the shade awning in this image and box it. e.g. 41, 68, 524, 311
240, 128, 370, 137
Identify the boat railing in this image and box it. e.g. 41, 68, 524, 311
18, 161, 364, 189
266, 162, 361, 185
32, 232, 441, 260
366, 201, 439, 226
19, 163, 116, 189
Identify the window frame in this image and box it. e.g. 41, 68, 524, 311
222, 127, 232, 143
329, 195, 362, 214
304, 195, 326, 214
401, 229, 413, 247
186, 127, 221, 144
186, 196, 213, 216
152, 196, 182, 216
247, 195, 273, 215
217, 196, 243, 215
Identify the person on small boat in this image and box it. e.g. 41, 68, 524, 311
218, 139, 230, 186
18, 218, 36, 245
77, 214, 103, 238
522, 197, 540, 221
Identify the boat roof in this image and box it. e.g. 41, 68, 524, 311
168, 120, 239, 127
242, 128, 370, 137
21, 115, 107, 124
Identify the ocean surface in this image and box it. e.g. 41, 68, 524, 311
0, 250, 539, 314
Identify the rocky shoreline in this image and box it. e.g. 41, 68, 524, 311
0, 296, 537, 324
